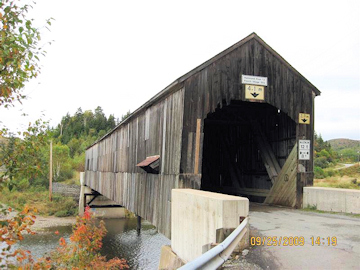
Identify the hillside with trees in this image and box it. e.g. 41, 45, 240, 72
313, 133, 360, 187
49, 106, 117, 178
328, 138, 360, 163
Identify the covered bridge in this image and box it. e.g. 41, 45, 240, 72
84, 33, 320, 238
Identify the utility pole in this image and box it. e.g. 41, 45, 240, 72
49, 140, 53, 201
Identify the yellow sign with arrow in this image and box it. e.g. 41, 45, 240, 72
299, 113, 310, 124
245, 85, 264, 100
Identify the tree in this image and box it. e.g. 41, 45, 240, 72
121, 110, 131, 121
45, 142, 73, 182
0, 118, 50, 189
0, 0, 52, 107
94, 106, 107, 131
107, 114, 116, 130
0, 205, 37, 268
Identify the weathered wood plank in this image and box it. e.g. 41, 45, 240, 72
264, 143, 297, 206
194, 119, 201, 174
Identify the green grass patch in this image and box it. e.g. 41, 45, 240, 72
302, 205, 360, 218
314, 176, 360, 190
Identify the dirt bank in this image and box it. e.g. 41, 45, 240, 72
0, 207, 76, 232
31, 215, 76, 231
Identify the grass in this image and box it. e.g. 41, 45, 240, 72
64, 171, 81, 186
314, 164, 360, 190
314, 176, 360, 189
0, 187, 78, 217
302, 205, 360, 218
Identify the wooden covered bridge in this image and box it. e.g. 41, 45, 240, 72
84, 33, 320, 238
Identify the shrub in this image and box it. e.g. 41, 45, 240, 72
72, 152, 86, 172
0, 206, 36, 268
49, 207, 129, 269
54, 210, 70, 217
29, 185, 47, 193
1, 206, 129, 269
17, 178, 30, 191
327, 169, 336, 177
314, 156, 328, 168
314, 166, 327, 179
17, 195, 27, 206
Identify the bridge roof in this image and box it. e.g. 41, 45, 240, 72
88, 32, 320, 149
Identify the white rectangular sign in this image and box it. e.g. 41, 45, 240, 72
242, 75, 268, 86
299, 140, 311, 160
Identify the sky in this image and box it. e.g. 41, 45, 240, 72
0, 0, 359, 141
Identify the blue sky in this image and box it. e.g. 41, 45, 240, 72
0, 0, 359, 141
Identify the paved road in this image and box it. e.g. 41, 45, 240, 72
335, 163, 357, 170
246, 203, 360, 270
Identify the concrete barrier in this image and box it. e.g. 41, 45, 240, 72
303, 187, 360, 214
171, 189, 249, 263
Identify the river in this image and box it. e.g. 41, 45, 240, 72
15, 217, 170, 270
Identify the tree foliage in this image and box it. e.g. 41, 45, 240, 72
121, 110, 131, 121
49, 207, 129, 269
0, 0, 52, 107
53, 106, 117, 147
0, 205, 37, 268
314, 132, 337, 169
0, 118, 50, 189
0, 106, 120, 192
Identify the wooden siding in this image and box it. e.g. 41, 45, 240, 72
180, 38, 315, 207
85, 89, 184, 238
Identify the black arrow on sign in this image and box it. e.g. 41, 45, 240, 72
251, 92, 259, 98
302, 118, 308, 123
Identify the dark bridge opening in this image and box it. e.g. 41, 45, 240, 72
201, 100, 296, 203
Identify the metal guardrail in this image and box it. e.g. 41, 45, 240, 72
178, 217, 249, 270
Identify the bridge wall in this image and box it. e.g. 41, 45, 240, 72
303, 187, 360, 214
85, 89, 184, 238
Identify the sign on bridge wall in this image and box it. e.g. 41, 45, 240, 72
299, 140, 311, 160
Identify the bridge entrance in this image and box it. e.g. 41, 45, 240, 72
201, 100, 296, 203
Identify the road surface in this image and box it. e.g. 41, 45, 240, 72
245, 203, 360, 270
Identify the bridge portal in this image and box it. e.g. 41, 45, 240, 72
201, 100, 297, 204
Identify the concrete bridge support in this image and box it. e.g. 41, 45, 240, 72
159, 189, 249, 269
79, 172, 126, 218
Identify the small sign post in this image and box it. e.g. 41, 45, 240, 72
299, 140, 311, 160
